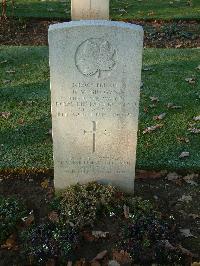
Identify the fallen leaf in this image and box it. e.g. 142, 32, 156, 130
0, 112, 11, 119
82, 231, 96, 242
178, 195, 192, 203
180, 229, 197, 238
176, 136, 190, 143
148, 11, 154, 16
92, 231, 109, 239
69, 221, 75, 227
22, 213, 34, 227
2, 80, 11, 84
0, 60, 8, 64
118, 8, 128, 13
108, 260, 120, 266
167, 103, 182, 109
179, 151, 190, 158
187, 0, 193, 6
161, 240, 176, 250
41, 179, 49, 189
6, 70, 15, 74
48, 211, 59, 223
165, 172, 180, 181
188, 213, 200, 219
26, 100, 36, 105
1, 234, 17, 250
153, 113, 166, 120
143, 124, 163, 134
193, 115, 200, 121
92, 250, 108, 261
196, 65, 200, 70
188, 122, 196, 127
150, 96, 159, 102
186, 180, 198, 186
188, 128, 200, 134
185, 77, 196, 84
18, 118, 25, 125
183, 175, 198, 186
113, 250, 132, 265
149, 103, 156, 108
123, 205, 130, 219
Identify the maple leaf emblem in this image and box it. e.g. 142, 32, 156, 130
75, 38, 116, 78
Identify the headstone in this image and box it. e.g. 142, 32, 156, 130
49, 20, 143, 193
71, 0, 109, 20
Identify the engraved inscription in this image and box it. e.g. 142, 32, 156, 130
59, 156, 131, 175
75, 38, 116, 78
55, 81, 134, 119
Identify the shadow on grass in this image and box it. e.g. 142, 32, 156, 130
0, 81, 50, 102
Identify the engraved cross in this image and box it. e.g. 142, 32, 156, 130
84, 121, 107, 153
84, 121, 96, 153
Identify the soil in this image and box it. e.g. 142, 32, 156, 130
0, 18, 199, 47
0, 170, 199, 265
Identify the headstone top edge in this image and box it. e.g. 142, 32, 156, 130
48, 20, 143, 33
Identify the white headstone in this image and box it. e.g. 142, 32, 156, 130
49, 20, 143, 193
71, 0, 109, 20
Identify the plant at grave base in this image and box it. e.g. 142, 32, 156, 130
21, 221, 79, 265
162, 23, 179, 37
123, 197, 154, 218
0, 196, 28, 244
118, 213, 185, 264
103, 196, 155, 219
57, 182, 117, 227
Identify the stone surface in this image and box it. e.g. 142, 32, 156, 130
71, 0, 109, 20
49, 20, 143, 193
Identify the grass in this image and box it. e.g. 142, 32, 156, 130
1, 0, 200, 20
0, 47, 200, 172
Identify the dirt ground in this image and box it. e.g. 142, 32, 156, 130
0, 19, 199, 47
0, 170, 199, 265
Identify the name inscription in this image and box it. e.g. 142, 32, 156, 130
54, 81, 134, 118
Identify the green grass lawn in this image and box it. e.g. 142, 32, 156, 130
0, 47, 199, 172
1, 0, 200, 20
